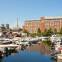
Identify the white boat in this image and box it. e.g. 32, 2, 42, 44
16, 40, 29, 46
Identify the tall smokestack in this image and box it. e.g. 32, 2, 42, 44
17, 17, 19, 28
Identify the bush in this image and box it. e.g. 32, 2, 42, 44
42, 40, 51, 47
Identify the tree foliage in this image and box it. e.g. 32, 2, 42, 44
54, 28, 57, 34
42, 28, 53, 36
59, 27, 62, 34
37, 28, 41, 37
42, 40, 51, 47
30, 33, 37, 37
23, 29, 30, 36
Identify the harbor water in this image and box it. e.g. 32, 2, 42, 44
0, 50, 55, 62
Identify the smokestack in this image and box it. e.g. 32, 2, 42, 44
17, 17, 19, 28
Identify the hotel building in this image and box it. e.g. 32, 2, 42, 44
23, 16, 62, 33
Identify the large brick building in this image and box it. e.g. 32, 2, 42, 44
23, 16, 62, 33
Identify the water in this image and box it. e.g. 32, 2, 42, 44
0, 51, 54, 62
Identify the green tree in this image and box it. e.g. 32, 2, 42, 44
30, 33, 37, 37
42, 40, 51, 47
37, 28, 41, 33
47, 28, 53, 36
42, 29, 47, 36
54, 28, 57, 34
37, 28, 41, 37
59, 27, 62, 35
42, 28, 53, 36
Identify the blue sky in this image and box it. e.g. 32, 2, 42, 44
0, 0, 62, 28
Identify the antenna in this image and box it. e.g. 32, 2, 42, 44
17, 17, 19, 28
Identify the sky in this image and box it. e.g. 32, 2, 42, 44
0, 0, 62, 28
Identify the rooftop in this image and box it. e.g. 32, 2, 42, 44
25, 16, 62, 22
25, 20, 40, 22
45, 16, 62, 19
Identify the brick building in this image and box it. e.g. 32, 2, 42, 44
23, 16, 62, 33
23, 20, 40, 33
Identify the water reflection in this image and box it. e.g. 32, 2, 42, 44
3, 47, 17, 57
1, 51, 53, 62
0, 48, 18, 62
0, 59, 2, 62
0, 47, 57, 62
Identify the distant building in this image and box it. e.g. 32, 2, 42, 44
1, 24, 6, 32
1, 24, 5, 29
1, 24, 5, 28
6, 24, 9, 29
23, 16, 62, 33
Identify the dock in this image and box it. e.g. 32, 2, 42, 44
0, 44, 19, 48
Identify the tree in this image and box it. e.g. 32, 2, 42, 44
54, 28, 57, 34
30, 33, 37, 37
47, 28, 53, 36
23, 29, 30, 36
37, 28, 41, 37
42, 29, 47, 36
42, 40, 51, 47
42, 28, 53, 36
37, 28, 41, 33
59, 27, 62, 35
